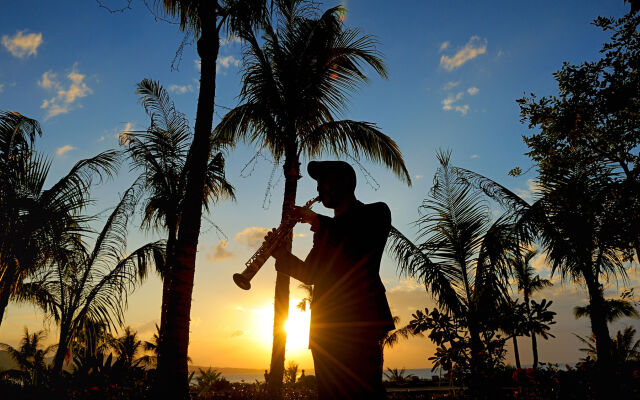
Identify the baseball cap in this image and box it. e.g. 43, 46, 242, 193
307, 160, 357, 191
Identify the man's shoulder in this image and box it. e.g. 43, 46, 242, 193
358, 201, 391, 219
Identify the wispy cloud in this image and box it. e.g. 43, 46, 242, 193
194, 59, 201, 71
443, 81, 460, 91
206, 240, 234, 262
414, 174, 424, 180
217, 55, 241, 73
467, 86, 479, 96
514, 179, 541, 201
220, 35, 242, 46
470, 154, 479, 159
168, 84, 194, 94
442, 91, 471, 115
38, 65, 92, 119
0, 84, 4, 93
235, 227, 269, 249
56, 144, 75, 156
118, 122, 134, 145
439, 41, 450, 52
2, 30, 42, 58
440, 36, 487, 71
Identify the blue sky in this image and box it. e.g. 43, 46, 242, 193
1, 0, 638, 369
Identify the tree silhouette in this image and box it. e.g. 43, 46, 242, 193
215, 2, 410, 394
151, 2, 270, 396
387, 151, 514, 391
0, 327, 55, 386
122, 78, 234, 362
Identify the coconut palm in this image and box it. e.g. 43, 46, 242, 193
152, 2, 270, 395
122, 78, 235, 355
40, 181, 165, 374
386, 151, 515, 390
384, 367, 416, 384
576, 326, 640, 363
0, 112, 119, 326
0, 327, 55, 386
215, 2, 410, 393
573, 288, 640, 323
510, 248, 552, 368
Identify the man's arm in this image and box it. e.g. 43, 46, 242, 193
274, 251, 314, 285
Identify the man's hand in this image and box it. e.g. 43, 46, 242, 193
292, 206, 319, 226
265, 228, 289, 260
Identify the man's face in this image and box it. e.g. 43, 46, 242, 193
316, 175, 343, 209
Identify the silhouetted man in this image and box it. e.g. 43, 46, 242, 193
269, 160, 394, 399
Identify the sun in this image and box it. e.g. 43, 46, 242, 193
253, 299, 310, 351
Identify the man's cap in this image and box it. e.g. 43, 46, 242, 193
307, 160, 356, 189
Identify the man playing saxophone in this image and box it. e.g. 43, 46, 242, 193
266, 160, 394, 399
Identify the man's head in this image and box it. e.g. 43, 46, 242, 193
307, 161, 356, 209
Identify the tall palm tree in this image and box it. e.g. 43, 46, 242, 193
122, 78, 235, 354
0, 327, 55, 386
511, 248, 552, 368
576, 326, 640, 363
40, 181, 165, 374
0, 112, 119, 326
153, 2, 269, 396
387, 151, 513, 390
215, 3, 410, 394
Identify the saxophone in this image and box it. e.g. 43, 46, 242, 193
233, 196, 320, 290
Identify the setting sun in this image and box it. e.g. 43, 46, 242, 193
252, 299, 311, 352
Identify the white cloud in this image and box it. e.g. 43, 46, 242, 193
514, 178, 542, 201
440, 36, 487, 71
443, 81, 460, 91
441, 91, 464, 111
56, 144, 75, 155
414, 174, 424, 180
118, 122, 134, 145
442, 91, 471, 115
194, 59, 201, 71
38, 65, 92, 119
439, 41, 450, 52
470, 154, 479, 159
206, 240, 234, 262
217, 55, 241, 73
168, 84, 194, 94
454, 105, 470, 115
220, 35, 242, 46
467, 86, 479, 96
2, 31, 42, 58
235, 226, 270, 249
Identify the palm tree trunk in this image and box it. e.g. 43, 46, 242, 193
158, 225, 177, 352
523, 292, 539, 369
0, 284, 10, 327
531, 332, 539, 369
512, 336, 521, 369
156, 5, 220, 399
267, 152, 300, 399
52, 326, 70, 375
585, 277, 613, 367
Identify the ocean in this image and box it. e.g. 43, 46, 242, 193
214, 368, 439, 383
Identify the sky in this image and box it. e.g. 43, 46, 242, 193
1, 0, 638, 370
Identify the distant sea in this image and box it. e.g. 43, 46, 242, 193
193, 368, 441, 383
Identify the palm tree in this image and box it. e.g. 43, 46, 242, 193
152, 2, 270, 395
511, 249, 552, 368
0, 327, 55, 386
40, 181, 165, 374
215, 2, 410, 394
387, 151, 514, 390
0, 112, 119, 326
122, 78, 235, 356
384, 367, 416, 384
576, 326, 640, 363
573, 289, 640, 322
